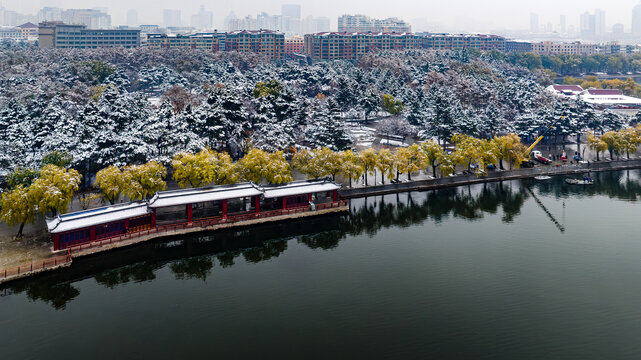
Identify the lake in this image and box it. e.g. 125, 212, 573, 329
2, 170, 641, 359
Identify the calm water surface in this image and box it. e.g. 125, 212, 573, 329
2, 170, 641, 359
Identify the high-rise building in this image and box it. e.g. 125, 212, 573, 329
560, 15, 566, 34
59, 9, 111, 29
163, 9, 181, 28
37, 7, 63, 22
580, 9, 605, 39
530, 13, 539, 33
594, 9, 605, 38
191, 5, 213, 30
633, 2, 641, 37
281, 4, 301, 19
126, 10, 138, 27
613, 24, 625, 37
338, 14, 411, 33
580, 11, 595, 38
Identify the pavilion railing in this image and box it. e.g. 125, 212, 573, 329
0, 250, 71, 282
64, 200, 348, 255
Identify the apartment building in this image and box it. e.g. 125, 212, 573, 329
146, 30, 284, 59
421, 33, 505, 52
531, 41, 598, 55
146, 33, 225, 51
38, 21, 140, 49
304, 32, 420, 61
225, 30, 284, 60
285, 35, 305, 55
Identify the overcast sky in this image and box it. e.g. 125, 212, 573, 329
6, 0, 641, 32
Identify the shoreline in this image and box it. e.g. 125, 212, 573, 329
2, 159, 640, 285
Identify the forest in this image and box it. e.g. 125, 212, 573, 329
2, 43, 641, 234
0, 44, 635, 183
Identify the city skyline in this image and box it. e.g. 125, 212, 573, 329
3, 0, 641, 34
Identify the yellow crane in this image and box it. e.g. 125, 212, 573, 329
522, 116, 563, 166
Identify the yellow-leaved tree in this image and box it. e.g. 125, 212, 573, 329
420, 139, 446, 178
265, 151, 293, 184
493, 134, 526, 170
620, 127, 640, 159
358, 148, 378, 186
94, 165, 127, 204
172, 150, 215, 188
125, 161, 168, 201
292, 149, 323, 179
209, 150, 237, 185
0, 185, 35, 237
29, 164, 81, 216
600, 131, 623, 160
313, 147, 344, 180
237, 148, 292, 184
375, 148, 396, 184
340, 150, 363, 187
451, 134, 482, 173
587, 131, 608, 161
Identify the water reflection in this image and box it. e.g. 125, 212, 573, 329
4, 170, 641, 309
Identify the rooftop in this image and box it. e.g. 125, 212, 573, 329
47, 202, 150, 234
148, 183, 263, 209
263, 179, 340, 199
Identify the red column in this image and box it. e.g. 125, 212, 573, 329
282, 197, 287, 210
124, 219, 130, 232
222, 200, 228, 219
151, 209, 156, 228
90, 227, 96, 241
308, 194, 312, 202
333, 190, 338, 202
53, 234, 60, 251
255, 196, 260, 213
187, 204, 193, 223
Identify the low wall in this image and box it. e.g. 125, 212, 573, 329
339, 159, 641, 198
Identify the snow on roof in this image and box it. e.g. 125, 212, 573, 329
263, 179, 340, 199
552, 85, 583, 92
148, 183, 263, 208
47, 202, 150, 234
586, 89, 623, 96
580, 94, 641, 105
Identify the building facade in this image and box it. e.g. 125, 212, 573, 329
304, 32, 421, 61
146, 30, 284, 59
225, 30, 284, 60
337, 15, 411, 33
505, 40, 533, 53
421, 33, 505, 52
531, 41, 598, 55
146, 32, 225, 51
38, 22, 141, 49
285, 35, 305, 55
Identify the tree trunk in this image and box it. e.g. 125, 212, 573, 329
596, 151, 600, 161
499, 159, 504, 170
17, 222, 25, 238
408, 171, 411, 181
396, 169, 400, 182
349, 176, 352, 188
432, 165, 437, 178
364, 171, 368, 186
381, 171, 385, 184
